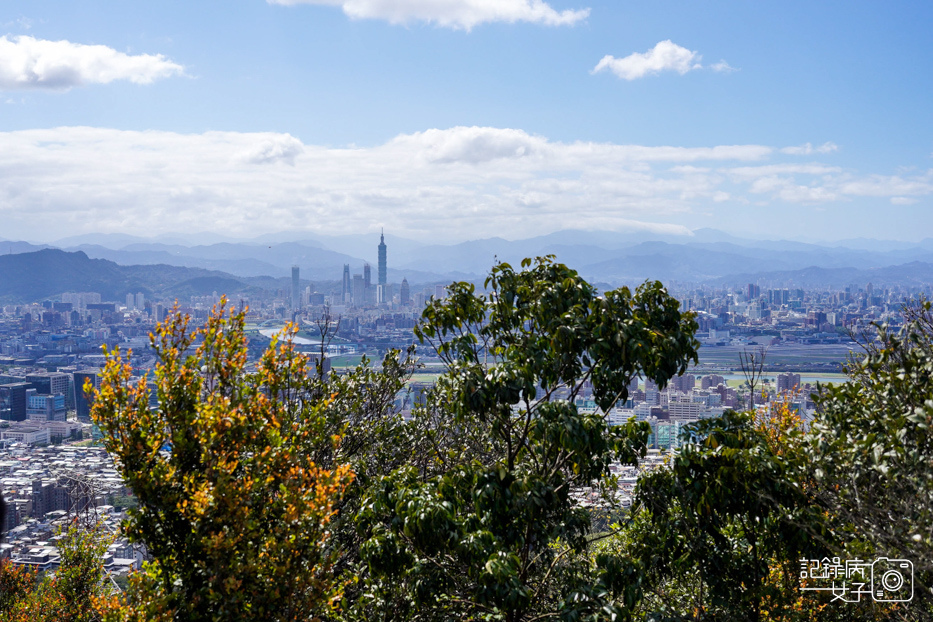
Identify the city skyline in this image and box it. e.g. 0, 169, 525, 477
0, 1, 931, 243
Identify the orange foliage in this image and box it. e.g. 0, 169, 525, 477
754, 394, 805, 458
88, 300, 354, 621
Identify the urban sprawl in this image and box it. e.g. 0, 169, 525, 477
2, 234, 929, 580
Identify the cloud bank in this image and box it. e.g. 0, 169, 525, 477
267, 0, 589, 29
0, 126, 929, 242
0, 35, 184, 90
594, 40, 724, 80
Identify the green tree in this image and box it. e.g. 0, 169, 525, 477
306, 347, 422, 607
0, 523, 112, 622
90, 301, 355, 621
354, 257, 700, 621
620, 410, 834, 621
807, 299, 933, 618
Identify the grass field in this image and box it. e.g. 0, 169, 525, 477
696, 343, 861, 367
329, 354, 366, 368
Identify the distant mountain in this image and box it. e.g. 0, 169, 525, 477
0, 249, 253, 304
705, 261, 933, 288
579, 244, 777, 284
52, 231, 246, 248
63, 241, 361, 280
0, 240, 50, 255
5, 229, 933, 289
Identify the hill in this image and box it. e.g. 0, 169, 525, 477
0, 249, 252, 304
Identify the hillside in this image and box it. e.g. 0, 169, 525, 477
0, 249, 252, 304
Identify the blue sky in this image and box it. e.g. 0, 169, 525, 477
1, 0, 931, 243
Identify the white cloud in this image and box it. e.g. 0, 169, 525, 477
780, 142, 838, 155
593, 40, 703, 80
267, 0, 589, 29
236, 134, 305, 165
726, 163, 843, 179
0, 35, 184, 91
836, 172, 933, 197
390, 126, 540, 163
710, 60, 736, 73
0, 126, 929, 242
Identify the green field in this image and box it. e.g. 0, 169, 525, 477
329, 354, 366, 368
696, 343, 861, 367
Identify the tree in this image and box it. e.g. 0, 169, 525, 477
310, 304, 340, 379
0, 522, 112, 622
354, 257, 700, 621
807, 299, 933, 618
89, 301, 355, 621
739, 346, 768, 409
621, 410, 834, 621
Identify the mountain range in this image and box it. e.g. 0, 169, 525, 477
1, 229, 932, 303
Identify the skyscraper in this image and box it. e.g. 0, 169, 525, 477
352, 274, 365, 307
400, 278, 410, 306
291, 266, 300, 310
342, 264, 351, 303
363, 263, 373, 305
378, 230, 387, 286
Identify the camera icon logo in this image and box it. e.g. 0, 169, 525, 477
871, 558, 913, 602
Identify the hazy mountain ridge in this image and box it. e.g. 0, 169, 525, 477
0, 249, 255, 304
704, 261, 933, 289
3, 229, 932, 295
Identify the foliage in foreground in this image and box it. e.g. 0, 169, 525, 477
807, 300, 933, 614
0, 523, 111, 622
8, 260, 929, 622
89, 303, 355, 621
353, 257, 700, 621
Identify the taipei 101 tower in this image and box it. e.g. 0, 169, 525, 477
377, 230, 387, 286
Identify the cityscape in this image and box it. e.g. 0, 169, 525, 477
2, 228, 929, 569
1, 0, 932, 618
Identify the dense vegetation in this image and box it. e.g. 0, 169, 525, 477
1, 257, 930, 621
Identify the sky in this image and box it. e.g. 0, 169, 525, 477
1, 0, 932, 244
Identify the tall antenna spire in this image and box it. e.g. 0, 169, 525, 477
377, 229, 387, 287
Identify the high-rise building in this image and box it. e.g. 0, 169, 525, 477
776, 373, 802, 393
27, 392, 67, 422
136, 292, 145, 310
400, 278, 410, 306
126, 293, 136, 310
378, 230, 387, 286
26, 372, 69, 398
352, 274, 365, 307
291, 266, 300, 310
73, 370, 100, 422
342, 265, 351, 303
0, 383, 29, 421
363, 264, 373, 305
669, 374, 695, 393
